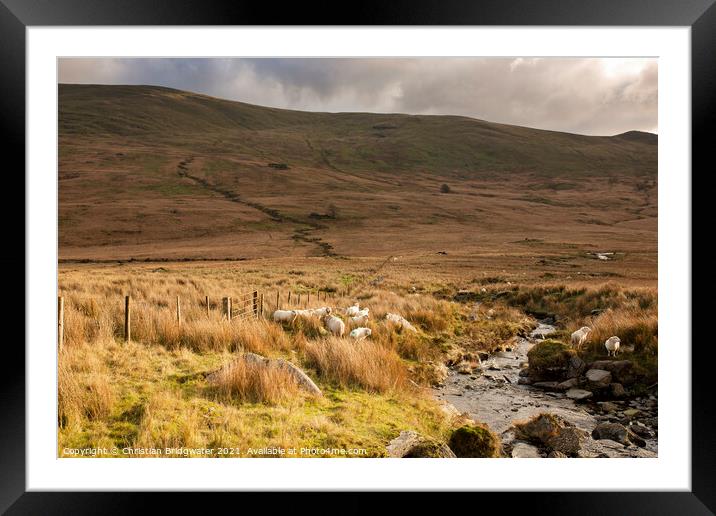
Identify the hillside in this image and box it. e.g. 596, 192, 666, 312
58, 84, 657, 265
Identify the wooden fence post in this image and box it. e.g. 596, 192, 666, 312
57, 296, 64, 351
259, 293, 264, 318
297, 293, 301, 306
288, 291, 291, 305
124, 295, 131, 343
228, 297, 233, 320
206, 295, 210, 318
176, 296, 181, 326
222, 297, 229, 320
276, 291, 280, 311
307, 291, 310, 304
252, 290, 258, 317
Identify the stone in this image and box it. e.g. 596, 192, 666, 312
517, 377, 533, 385
555, 378, 579, 391
457, 362, 472, 374
545, 426, 588, 456
547, 450, 568, 458
511, 442, 541, 458
566, 355, 587, 379
592, 423, 629, 445
623, 408, 641, 418
514, 413, 564, 443
588, 360, 636, 385
566, 388, 593, 401
519, 368, 530, 377
387, 431, 456, 458
533, 381, 560, 391
585, 369, 612, 388
629, 423, 654, 439
598, 402, 620, 413
610, 383, 627, 398
578, 438, 657, 458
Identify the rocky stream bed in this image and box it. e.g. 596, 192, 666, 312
432, 322, 658, 458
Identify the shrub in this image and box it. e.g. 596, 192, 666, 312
527, 339, 575, 377
439, 183, 451, 194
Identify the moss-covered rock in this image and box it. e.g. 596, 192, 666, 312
448, 424, 501, 457
527, 339, 576, 380
387, 430, 456, 458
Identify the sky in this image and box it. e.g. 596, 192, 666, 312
58, 57, 657, 136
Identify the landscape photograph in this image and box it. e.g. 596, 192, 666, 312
57, 57, 658, 459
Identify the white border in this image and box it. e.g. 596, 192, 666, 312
28, 27, 691, 491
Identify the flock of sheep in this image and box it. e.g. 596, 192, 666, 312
570, 326, 622, 356
272, 302, 417, 341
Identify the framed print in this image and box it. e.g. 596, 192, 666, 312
3, 0, 712, 512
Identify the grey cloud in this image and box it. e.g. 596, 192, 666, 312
58, 57, 657, 136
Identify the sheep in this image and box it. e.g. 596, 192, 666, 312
323, 315, 346, 337
349, 327, 372, 341
354, 308, 369, 318
570, 326, 592, 349
350, 314, 369, 325
293, 309, 313, 317
605, 336, 621, 356
273, 309, 297, 323
345, 304, 361, 317
310, 307, 332, 317
385, 312, 417, 332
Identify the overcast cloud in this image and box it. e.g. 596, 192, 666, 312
58, 57, 657, 136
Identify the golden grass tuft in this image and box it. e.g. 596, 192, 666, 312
210, 357, 305, 405
303, 337, 408, 393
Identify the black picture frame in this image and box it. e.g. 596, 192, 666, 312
2, 0, 710, 513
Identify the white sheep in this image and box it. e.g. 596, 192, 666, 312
324, 315, 346, 337
385, 312, 417, 332
354, 308, 369, 318
605, 336, 621, 356
273, 309, 297, 323
310, 307, 332, 317
349, 327, 372, 340
351, 314, 369, 325
345, 304, 361, 317
570, 326, 592, 349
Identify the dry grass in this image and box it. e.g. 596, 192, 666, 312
303, 337, 409, 393
210, 357, 306, 405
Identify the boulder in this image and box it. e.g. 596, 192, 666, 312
585, 369, 612, 388
623, 408, 641, 418
527, 340, 576, 380
565, 356, 587, 379
592, 423, 636, 446
598, 402, 620, 413
517, 377, 533, 385
555, 378, 579, 391
387, 431, 456, 458
588, 360, 636, 385
610, 383, 627, 398
511, 442, 542, 458
566, 388, 593, 401
547, 450, 568, 458
513, 413, 587, 456
448, 424, 501, 457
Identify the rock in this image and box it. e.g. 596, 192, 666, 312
519, 368, 530, 377
555, 377, 579, 391
598, 402, 620, 413
527, 340, 577, 380
578, 438, 657, 458
511, 442, 541, 458
610, 383, 626, 398
629, 422, 654, 439
533, 381, 560, 391
513, 413, 564, 443
387, 431, 456, 458
588, 360, 636, 385
585, 369, 612, 388
566, 388, 593, 401
517, 377, 533, 385
457, 362, 472, 374
547, 450, 568, 458
592, 423, 630, 445
566, 356, 587, 379
623, 408, 641, 418
546, 426, 588, 455
448, 424, 501, 457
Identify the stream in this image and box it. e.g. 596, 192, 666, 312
434, 322, 658, 458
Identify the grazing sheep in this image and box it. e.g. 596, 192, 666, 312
570, 326, 592, 349
324, 315, 346, 337
345, 304, 361, 317
354, 308, 369, 318
310, 307, 332, 317
351, 314, 369, 325
273, 309, 297, 323
385, 312, 417, 332
605, 336, 621, 356
349, 327, 372, 340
